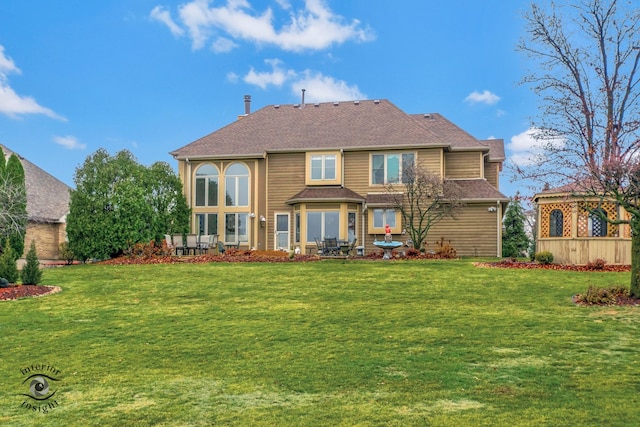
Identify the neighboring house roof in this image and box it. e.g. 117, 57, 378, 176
286, 187, 365, 205
0, 145, 71, 223
171, 99, 495, 159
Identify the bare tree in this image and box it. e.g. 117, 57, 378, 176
516, 0, 640, 294
386, 164, 464, 250
0, 173, 27, 243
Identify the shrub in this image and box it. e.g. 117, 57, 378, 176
405, 248, 421, 257
0, 278, 9, 288
0, 239, 18, 283
585, 258, 607, 270
59, 242, 75, 265
21, 240, 42, 285
579, 285, 629, 305
434, 237, 457, 259
534, 251, 554, 265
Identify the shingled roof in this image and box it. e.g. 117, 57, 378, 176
171, 99, 495, 159
1, 145, 70, 223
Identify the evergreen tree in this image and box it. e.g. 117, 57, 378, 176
21, 240, 42, 285
502, 194, 530, 258
0, 238, 19, 283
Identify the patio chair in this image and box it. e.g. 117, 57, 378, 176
172, 234, 185, 255
186, 234, 199, 255
314, 237, 327, 255
324, 237, 340, 256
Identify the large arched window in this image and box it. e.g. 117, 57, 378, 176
589, 208, 608, 237
194, 164, 218, 207
549, 209, 563, 237
225, 163, 249, 207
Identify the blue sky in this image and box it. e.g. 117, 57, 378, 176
0, 0, 541, 197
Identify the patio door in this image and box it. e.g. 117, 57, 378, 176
275, 213, 290, 250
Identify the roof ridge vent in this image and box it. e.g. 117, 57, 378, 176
293, 104, 300, 108
354, 100, 360, 105
314, 103, 320, 107
274, 105, 280, 109
374, 99, 380, 104
333, 102, 339, 106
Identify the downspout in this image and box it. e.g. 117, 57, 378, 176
185, 158, 192, 233
496, 200, 502, 257
361, 201, 367, 255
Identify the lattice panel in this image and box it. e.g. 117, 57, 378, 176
624, 210, 631, 238
539, 203, 572, 238
577, 201, 618, 237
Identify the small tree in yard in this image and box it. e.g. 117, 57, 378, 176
516, 0, 640, 295
0, 238, 18, 283
386, 163, 464, 250
21, 240, 42, 285
502, 194, 531, 258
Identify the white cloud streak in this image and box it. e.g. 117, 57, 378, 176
152, 0, 374, 52
240, 58, 364, 102
507, 127, 565, 167
150, 6, 184, 36
0, 45, 65, 120
54, 135, 86, 150
464, 90, 500, 105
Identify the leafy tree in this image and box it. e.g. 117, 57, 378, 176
386, 163, 464, 250
66, 149, 190, 261
0, 238, 18, 283
516, 0, 640, 294
502, 194, 531, 258
21, 240, 42, 285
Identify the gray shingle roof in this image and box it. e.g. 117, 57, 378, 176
453, 179, 508, 201
171, 99, 498, 159
1, 145, 71, 223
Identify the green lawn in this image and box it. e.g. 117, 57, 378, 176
1, 259, 638, 426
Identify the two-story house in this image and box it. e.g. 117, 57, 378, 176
170, 97, 508, 256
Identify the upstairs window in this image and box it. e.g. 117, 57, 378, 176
310, 154, 336, 181
549, 209, 563, 237
372, 153, 415, 185
225, 163, 249, 207
195, 164, 218, 207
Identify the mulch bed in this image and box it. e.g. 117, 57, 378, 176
474, 260, 631, 272
0, 285, 62, 301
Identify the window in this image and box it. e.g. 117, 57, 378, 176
549, 209, 563, 237
373, 209, 396, 229
348, 212, 356, 242
589, 208, 607, 237
310, 154, 336, 180
225, 163, 249, 207
371, 153, 415, 184
306, 211, 340, 243
196, 213, 218, 235
225, 213, 248, 243
295, 212, 300, 243
195, 164, 218, 207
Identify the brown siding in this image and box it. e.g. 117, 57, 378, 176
445, 152, 482, 179
417, 149, 443, 175
485, 161, 500, 189
426, 204, 499, 257
266, 152, 305, 249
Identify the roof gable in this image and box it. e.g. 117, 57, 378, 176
0, 145, 71, 223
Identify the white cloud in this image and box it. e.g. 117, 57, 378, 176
292, 70, 364, 102
211, 37, 238, 53
154, 0, 374, 52
464, 90, 500, 105
507, 127, 564, 167
54, 135, 86, 150
0, 45, 20, 76
150, 6, 184, 36
243, 58, 296, 89
0, 45, 65, 120
240, 59, 364, 102
227, 72, 239, 83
